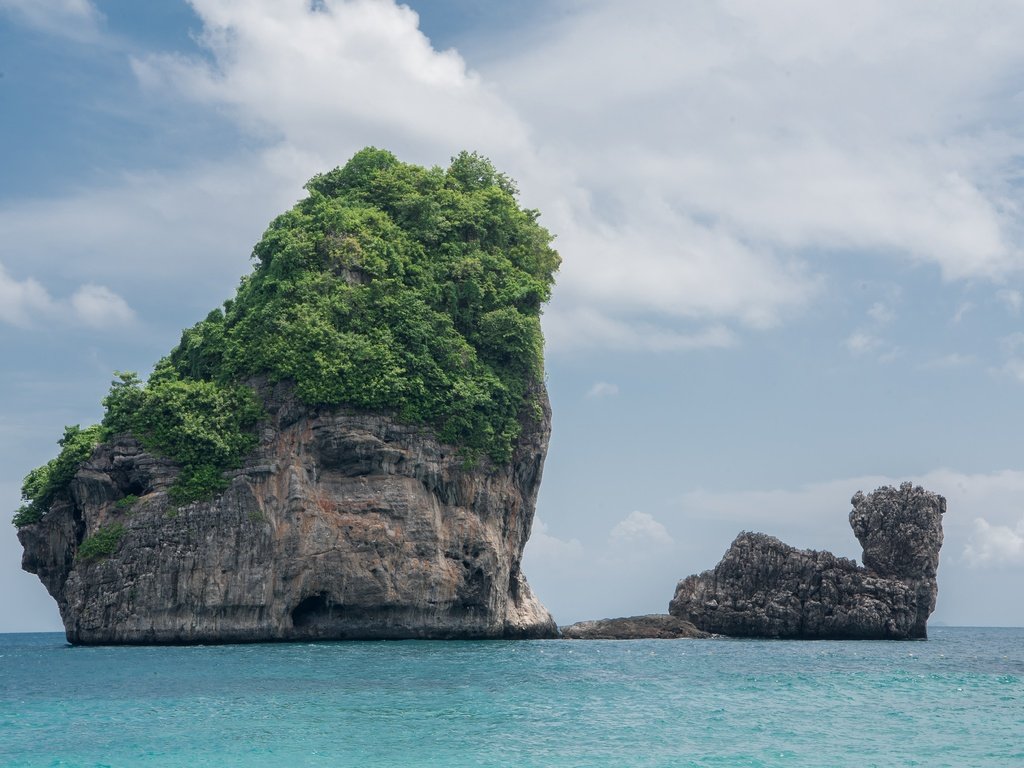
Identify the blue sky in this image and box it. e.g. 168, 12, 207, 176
3, 0, 1024, 631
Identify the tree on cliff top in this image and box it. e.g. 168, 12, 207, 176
14, 148, 560, 523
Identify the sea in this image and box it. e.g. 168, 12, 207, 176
1, 627, 1021, 767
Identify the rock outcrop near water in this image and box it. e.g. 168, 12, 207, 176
561, 614, 708, 640
669, 483, 945, 639
17, 149, 562, 644
19, 381, 558, 644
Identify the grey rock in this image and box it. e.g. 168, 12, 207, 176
19, 381, 557, 643
669, 483, 945, 640
560, 614, 709, 640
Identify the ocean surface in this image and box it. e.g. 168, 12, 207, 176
1, 627, 1021, 767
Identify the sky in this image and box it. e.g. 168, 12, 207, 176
2, 0, 1024, 631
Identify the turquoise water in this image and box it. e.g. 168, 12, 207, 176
1, 628, 1021, 767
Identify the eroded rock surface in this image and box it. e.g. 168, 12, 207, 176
19, 382, 557, 643
561, 614, 708, 640
668, 484, 945, 640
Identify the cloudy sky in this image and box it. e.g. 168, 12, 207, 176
3, 0, 1024, 631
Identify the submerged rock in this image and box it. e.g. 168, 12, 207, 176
668, 483, 945, 640
561, 614, 708, 640
19, 381, 557, 643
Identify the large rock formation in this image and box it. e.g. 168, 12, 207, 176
19, 381, 557, 643
18, 149, 563, 644
669, 483, 945, 640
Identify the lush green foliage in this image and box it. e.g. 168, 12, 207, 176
77, 523, 126, 562
12, 148, 558, 527
115, 494, 139, 510
12, 373, 261, 527
167, 148, 559, 462
101, 371, 263, 504
13, 425, 105, 527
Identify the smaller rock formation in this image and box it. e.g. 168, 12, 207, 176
561, 614, 708, 640
669, 483, 945, 640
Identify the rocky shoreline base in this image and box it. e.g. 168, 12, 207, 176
561, 614, 708, 639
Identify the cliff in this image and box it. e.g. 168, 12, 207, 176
16, 148, 561, 644
668, 483, 945, 640
19, 381, 556, 643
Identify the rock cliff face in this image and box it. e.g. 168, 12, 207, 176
669, 484, 945, 640
19, 381, 557, 644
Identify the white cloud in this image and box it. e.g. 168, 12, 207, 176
1002, 333, 1024, 354
679, 476, 891, 560
0, 156, 300, 289
486, 0, 1024, 294
924, 353, 974, 369
9, 0, 1024, 354
997, 289, 1023, 314
1003, 359, 1024, 384
70, 285, 135, 328
681, 468, 1024, 565
609, 511, 674, 548
585, 381, 619, 399
525, 510, 678, 621
133, 0, 528, 168
549, 206, 820, 331
876, 346, 903, 364
998, 333, 1024, 383
0, 263, 56, 327
524, 512, 680, 622
964, 517, 1024, 566
525, 518, 584, 563
845, 296, 901, 360
545, 307, 737, 353
867, 302, 896, 325
845, 332, 881, 355
0, 261, 134, 330
128, 0, 823, 350
0, 0, 101, 41
952, 302, 974, 324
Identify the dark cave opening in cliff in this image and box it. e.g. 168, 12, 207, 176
291, 593, 336, 628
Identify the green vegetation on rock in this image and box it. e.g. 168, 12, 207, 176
102, 371, 263, 505
167, 148, 559, 461
77, 523, 126, 562
13, 425, 105, 527
14, 371, 263, 525
12, 148, 559, 527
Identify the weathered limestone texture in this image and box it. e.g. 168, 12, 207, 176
19, 382, 557, 643
669, 483, 945, 640
560, 614, 708, 640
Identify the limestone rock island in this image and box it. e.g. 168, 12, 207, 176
669, 483, 945, 640
16, 149, 560, 644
